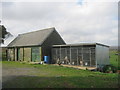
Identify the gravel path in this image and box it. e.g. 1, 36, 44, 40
2, 66, 38, 83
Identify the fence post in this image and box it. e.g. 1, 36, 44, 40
82, 47, 84, 66
60, 46, 61, 62
77, 48, 79, 65
70, 46, 71, 65
90, 48, 92, 67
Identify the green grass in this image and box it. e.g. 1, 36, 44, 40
110, 50, 119, 69
2, 61, 32, 68
2, 50, 119, 88
2, 61, 118, 88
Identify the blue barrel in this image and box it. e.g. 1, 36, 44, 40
44, 56, 49, 63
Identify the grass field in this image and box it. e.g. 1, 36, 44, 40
2, 50, 119, 88
2, 61, 118, 88
109, 50, 119, 69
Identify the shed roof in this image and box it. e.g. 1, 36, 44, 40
8, 27, 56, 47
52, 43, 109, 47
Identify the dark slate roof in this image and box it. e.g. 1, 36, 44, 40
8, 27, 56, 47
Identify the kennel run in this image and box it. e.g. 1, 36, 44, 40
6, 27, 110, 68
52, 43, 109, 67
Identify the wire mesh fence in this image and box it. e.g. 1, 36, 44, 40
52, 46, 96, 67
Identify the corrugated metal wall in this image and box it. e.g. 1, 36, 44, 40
96, 45, 109, 67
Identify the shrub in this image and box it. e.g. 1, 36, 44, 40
102, 65, 117, 73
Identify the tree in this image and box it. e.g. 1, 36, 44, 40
0, 24, 12, 44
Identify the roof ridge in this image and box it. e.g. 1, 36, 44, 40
19, 27, 55, 36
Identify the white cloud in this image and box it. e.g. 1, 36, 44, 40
1, 0, 118, 46
2, 0, 119, 2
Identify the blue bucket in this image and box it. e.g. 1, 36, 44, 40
44, 56, 49, 63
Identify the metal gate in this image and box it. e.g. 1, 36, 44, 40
32, 47, 40, 62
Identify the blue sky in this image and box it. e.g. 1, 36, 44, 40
1, 0, 118, 46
